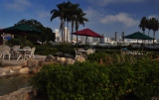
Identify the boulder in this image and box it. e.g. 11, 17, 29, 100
27, 58, 38, 68
75, 55, 86, 63
56, 57, 66, 65
45, 54, 55, 62
19, 67, 29, 74
65, 58, 75, 65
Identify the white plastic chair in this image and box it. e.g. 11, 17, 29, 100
2, 45, 11, 60
0, 46, 3, 59
17, 46, 32, 61
25, 47, 36, 60
12, 45, 20, 59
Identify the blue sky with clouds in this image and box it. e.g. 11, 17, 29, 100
0, 0, 159, 39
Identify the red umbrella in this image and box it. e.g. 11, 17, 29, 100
72, 28, 103, 38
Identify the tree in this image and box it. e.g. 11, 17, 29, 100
139, 17, 147, 34
50, 1, 88, 43
146, 18, 152, 37
16, 19, 55, 44
50, 2, 66, 42
150, 17, 159, 48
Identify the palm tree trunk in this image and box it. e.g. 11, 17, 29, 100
153, 31, 155, 49
148, 30, 150, 45
71, 21, 74, 43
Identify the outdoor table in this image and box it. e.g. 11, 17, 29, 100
16, 49, 28, 61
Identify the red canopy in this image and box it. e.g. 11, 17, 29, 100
72, 28, 103, 38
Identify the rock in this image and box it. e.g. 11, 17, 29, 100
21, 61, 27, 67
19, 67, 29, 74
27, 58, 38, 68
57, 57, 66, 65
86, 48, 96, 55
65, 58, 75, 65
0, 87, 36, 100
75, 55, 86, 63
12, 66, 22, 70
45, 54, 55, 62
29, 67, 39, 74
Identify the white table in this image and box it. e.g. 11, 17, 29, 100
16, 49, 30, 61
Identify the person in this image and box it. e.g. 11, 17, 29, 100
122, 46, 129, 54
122, 46, 128, 51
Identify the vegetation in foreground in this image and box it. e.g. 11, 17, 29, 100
30, 51, 159, 100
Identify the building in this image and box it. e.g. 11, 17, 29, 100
54, 29, 61, 42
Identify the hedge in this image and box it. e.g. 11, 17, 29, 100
30, 58, 159, 100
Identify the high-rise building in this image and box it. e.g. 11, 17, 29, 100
115, 32, 117, 41
64, 27, 70, 42
54, 29, 61, 42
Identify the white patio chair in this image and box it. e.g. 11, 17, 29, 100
17, 46, 32, 61
0, 45, 3, 59
2, 45, 11, 60
11, 45, 20, 59
25, 47, 36, 60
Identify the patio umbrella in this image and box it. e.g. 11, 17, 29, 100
3, 24, 41, 34
72, 28, 103, 43
123, 31, 154, 48
3, 24, 42, 45
72, 28, 103, 38
123, 31, 154, 40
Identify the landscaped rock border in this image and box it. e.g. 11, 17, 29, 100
0, 86, 36, 100
0, 59, 39, 77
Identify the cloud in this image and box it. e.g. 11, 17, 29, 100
84, 7, 103, 24
88, 0, 145, 6
37, 10, 50, 19
148, 15, 159, 19
100, 12, 138, 27
5, 0, 31, 11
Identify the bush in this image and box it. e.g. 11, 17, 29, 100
30, 58, 159, 100
35, 44, 58, 55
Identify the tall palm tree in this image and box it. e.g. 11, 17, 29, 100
51, 1, 88, 43
139, 17, 147, 34
68, 4, 88, 42
151, 17, 159, 48
50, 2, 66, 42
146, 18, 152, 37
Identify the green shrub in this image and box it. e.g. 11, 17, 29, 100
35, 44, 58, 55
30, 56, 159, 100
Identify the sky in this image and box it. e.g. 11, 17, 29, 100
0, 0, 159, 39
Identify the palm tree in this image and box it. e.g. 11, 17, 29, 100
68, 3, 88, 42
151, 17, 159, 48
50, 2, 66, 42
146, 18, 152, 37
139, 17, 147, 34
51, 1, 88, 43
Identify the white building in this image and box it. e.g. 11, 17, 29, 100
54, 29, 61, 42
64, 27, 71, 42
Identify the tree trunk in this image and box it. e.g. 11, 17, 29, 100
153, 31, 155, 49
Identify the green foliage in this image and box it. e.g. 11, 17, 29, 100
54, 43, 75, 55
16, 19, 55, 44
30, 57, 159, 100
35, 44, 58, 55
